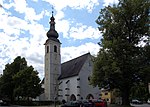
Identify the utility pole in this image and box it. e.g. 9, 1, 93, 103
54, 86, 57, 107
148, 83, 150, 94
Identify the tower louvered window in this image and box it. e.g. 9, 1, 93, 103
47, 46, 49, 53
54, 45, 57, 53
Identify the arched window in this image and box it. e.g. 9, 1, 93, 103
54, 45, 57, 53
86, 94, 94, 100
70, 94, 76, 101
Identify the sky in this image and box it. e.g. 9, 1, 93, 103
0, 0, 119, 79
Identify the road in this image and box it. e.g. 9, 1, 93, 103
0, 104, 149, 107
131, 103, 150, 107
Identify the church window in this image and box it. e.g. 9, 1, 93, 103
58, 95, 63, 97
77, 78, 80, 81
86, 94, 94, 99
77, 94, 80, 96
65, 94, 69, 96
70, 94, 76, 101
88, 76, 91, 81
58, 89, 62, 91
66, 80, 70, 84
65, 88, 69, 90
47, 46, 49, 53
105, 92, 108, 95
77, 86, 80, 88
59, 81, 63, 85
54, 45, 57, 53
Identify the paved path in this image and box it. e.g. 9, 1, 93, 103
109, 104, 150, 107
0, 104, 150, 107
0, 105, 61, 107
131, 103, 150, 107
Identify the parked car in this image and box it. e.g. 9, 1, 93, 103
147, 98, 150, 104
61, 101, 80, 107
0, 100, 8, 106
61, 99, 107, 107
131, 99, 143, 104
92, 99, 107, 107
0, 100, 3, 105
81, 100, 93, 107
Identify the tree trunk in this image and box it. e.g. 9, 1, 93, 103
121, 88, 130, 105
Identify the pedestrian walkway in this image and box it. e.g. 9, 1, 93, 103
108, 104, 133, 107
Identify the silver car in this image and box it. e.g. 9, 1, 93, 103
148, 98, 150, 104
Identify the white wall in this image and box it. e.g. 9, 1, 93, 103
58, 54, 100, 102
79, 54, 100, 100
44, 39, 61, 101
59, 76, 79, 102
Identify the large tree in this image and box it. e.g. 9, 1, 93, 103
13, 65, 43, 101
91, 0, 150, 105
0, 56, 43, 101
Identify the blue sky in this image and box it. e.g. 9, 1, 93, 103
0, 0, 119, 79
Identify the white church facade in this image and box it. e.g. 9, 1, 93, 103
58, 53, 100, 102
41, 13, 100, 102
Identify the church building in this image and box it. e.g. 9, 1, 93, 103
42, 13, 100, 102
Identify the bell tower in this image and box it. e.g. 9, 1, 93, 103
44, 12, 61, 101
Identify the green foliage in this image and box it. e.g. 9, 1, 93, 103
130, 82, 148, 101
91, 0, 150, 105
0, 56, 43, 102
13, 66, 43, 99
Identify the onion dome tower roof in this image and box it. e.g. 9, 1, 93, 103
46, 11, 59, 39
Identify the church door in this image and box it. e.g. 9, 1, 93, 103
70, 94, 76, 101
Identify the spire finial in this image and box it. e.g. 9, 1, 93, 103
52, 5, 54, 16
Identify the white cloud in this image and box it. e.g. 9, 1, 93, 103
13, 0, 27, 14
0, 0, 101, 80
41, 0, 100, 39
32, 0, 38, 2
4, 0, 45, 22
43, 0, 99, 13
53, 10, 70, 37
69, 23, 102, 40
55, 11, 65, 20
0, 16, 27, 36
56, 19, 70, 38
24, 8, 45, 22
0, 30, 46, 79
61, 42, 100, 63
0, 33, 30, 73
0, 4, 47, 79
103, 0, 119, 6
3, 2, 14, 10
55, 18, 101, 40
